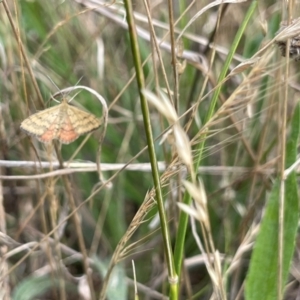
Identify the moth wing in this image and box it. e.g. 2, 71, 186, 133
20, 106, 61, 142
57, 112, 80, 144
66, 105, 101, 135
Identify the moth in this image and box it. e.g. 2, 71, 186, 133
20, 98, 101, 144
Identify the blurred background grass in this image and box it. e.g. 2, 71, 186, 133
1, 0, 299, 299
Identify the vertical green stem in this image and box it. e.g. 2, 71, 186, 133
174, 0, 257, 279
123, 0, 178, 298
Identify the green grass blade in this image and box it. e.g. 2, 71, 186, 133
94, 258, 128, 300
174, 0, 258, 277
12, 276, 62, 300
245, 103, 300, 300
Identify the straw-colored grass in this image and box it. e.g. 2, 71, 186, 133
0, 0, 299, 299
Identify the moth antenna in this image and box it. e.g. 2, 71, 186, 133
46, 75, 61, 93
68, 91, 82, 103
75, 76, 84, 87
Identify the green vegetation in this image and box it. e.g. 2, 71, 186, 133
0, 0, 299, 299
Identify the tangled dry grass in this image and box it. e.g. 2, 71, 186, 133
0, 0, 300, 299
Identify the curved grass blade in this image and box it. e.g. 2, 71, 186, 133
245, 103, 300, 300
